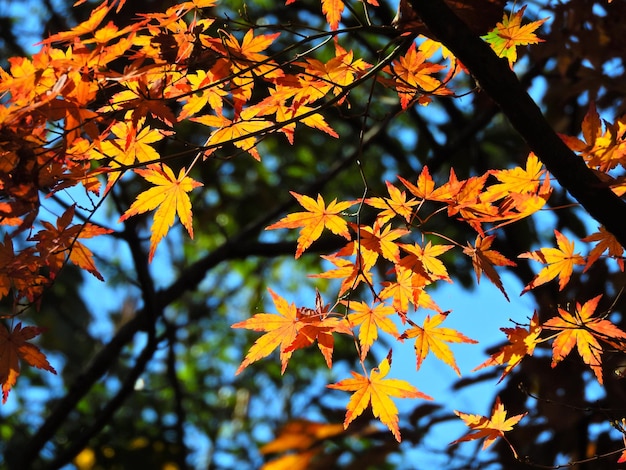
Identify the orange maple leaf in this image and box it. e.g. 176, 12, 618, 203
310, 253, 373, 295
232, 289, 300, 374
322, 0, 345, 31
352, 221, 409, 264
0, 322, 56, 403
463, 235, 516, 301
582, 225, 625, 272
451, 397, 526, 457
344, 300, 399, 360
543, 295, 626, 384
473, 312, 542, 383
561, 102, 626, 173
385, 42, 449, 109
119, 164, 202, 262
293, 43, 370, 105
93, 118, 168, 191
327, 352, 432, 442
401, 313, 477, 376
266, 192, 354, 258
482, 6, 548, 67
398, 165, 455, 203
283, 291, 351, 368
41, 1, 111, 44
519, 230, 585, 294
380, 265, 441, 315
260, 419, 345, 454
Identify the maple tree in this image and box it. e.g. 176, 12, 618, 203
1, 0, 626, 468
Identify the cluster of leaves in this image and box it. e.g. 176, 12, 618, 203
2, 0, 626, 467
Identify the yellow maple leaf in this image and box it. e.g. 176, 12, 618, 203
119, 164, 202, 261
364, 181, 418, 224
327, 352, 432, 442
483, 153, 545, 202
482, 6, 548, 67
266, 192, 354, 258
310, 253, 373, 295
402, 313, 477, 376
519, 230, 584, 294
345, 300, 399, 360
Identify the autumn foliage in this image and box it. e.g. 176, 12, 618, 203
3, 0, 626, 467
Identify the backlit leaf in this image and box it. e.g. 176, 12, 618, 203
452, 397, 526, 455
402, 313, 477, 376
543, 295, 626, 384
119, 164, 202, 261
266, 192, 354, 258
0, 323, 56, 403
482, 6, 548, 67
519, 230, 584, 294
328, 352, 432, 441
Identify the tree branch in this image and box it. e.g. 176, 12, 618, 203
17, 114, 395, 468
408, 0, 626, 247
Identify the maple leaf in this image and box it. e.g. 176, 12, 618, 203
483, 153, 545, 202
582, 225, 625, 272
232, 289, 300, 374
310, 253, 373, 296
30, 205, 112, 281
482, 6, 548, 67
93, 118, 168, 191
41, 1, 111, 44
519, 230, 585, 294
119, 164, 202, 262
463, 235, 516, 301
398, 165, 455, 202
560, 102, 626, 173
344, 300, 399, 360
353, 220, 409, 264
266, 192, 354, 258
380, 265, 441, 315
543, 295, 626, 384
364, 181, 418, 224
384, 42, 449, 109
192, 109, 272, 161
399, 241, 453, 282
451, 397, 526, 456
0, 322, 56, 403
402, 313, 477, 376
283, 290, 351, 368
294, 43, 370, 105
322, 0, 344, 31
327, 352, 432, 442
474, 312, 542, 383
